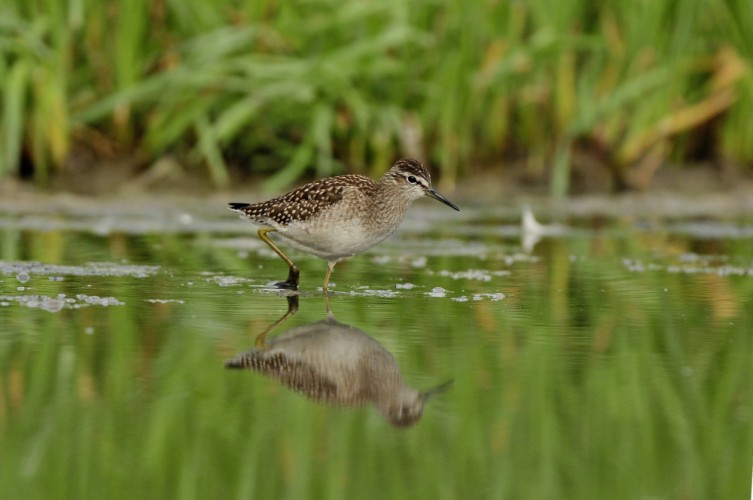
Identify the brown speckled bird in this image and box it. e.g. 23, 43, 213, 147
229, 158, 459, 290
225, 310, 452, 427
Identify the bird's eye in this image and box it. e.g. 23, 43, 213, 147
407, 176, 418, 184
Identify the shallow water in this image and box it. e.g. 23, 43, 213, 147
1, 196, 752, 499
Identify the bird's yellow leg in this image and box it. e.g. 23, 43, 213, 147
322, 260, 338, 292
324, 289, 332, 315
255, 295, 299, 348
258, 228, 300, 289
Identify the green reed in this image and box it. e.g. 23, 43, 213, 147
1, 0, 752, 192
1, 222, 752, 499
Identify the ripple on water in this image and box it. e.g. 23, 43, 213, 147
0, 293, 125, 313
431, 269, 511, 281
623, 257, 753, 277
0, 261, 160, 278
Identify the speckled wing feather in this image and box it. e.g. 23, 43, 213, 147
229, 175, 376, 227
225, 351, 368, 405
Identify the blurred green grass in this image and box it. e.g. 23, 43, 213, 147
0, 224, 752, 499
1, 0, 752, 194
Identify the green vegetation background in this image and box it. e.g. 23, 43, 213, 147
1, 0, 752, 194
1, 229, 752, 499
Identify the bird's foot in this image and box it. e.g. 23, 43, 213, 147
273, 279, 298, 290
273, 266, 300, 290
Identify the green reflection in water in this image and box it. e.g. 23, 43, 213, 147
0, 222, 751, 499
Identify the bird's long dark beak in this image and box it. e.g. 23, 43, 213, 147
420, 380, 454, 402
426, 188, 460, 211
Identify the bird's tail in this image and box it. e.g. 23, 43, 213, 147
228, 202, 250, 211
224, 352, 257, 369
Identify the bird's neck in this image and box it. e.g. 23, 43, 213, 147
372, 180, 413, 225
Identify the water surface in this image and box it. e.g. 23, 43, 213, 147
1, 196, 751, 499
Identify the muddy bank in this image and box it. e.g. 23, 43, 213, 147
1, 160, 753, 223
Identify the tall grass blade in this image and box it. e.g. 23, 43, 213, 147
2, 61, 28, 176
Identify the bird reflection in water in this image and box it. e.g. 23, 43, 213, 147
225, 295, 452, 427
